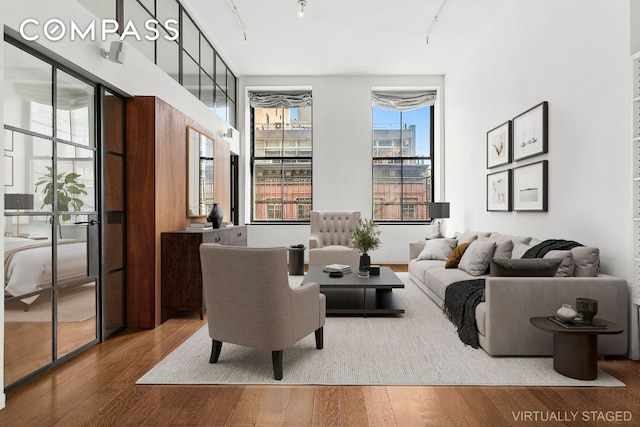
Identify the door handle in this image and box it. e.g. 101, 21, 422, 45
74, 219, 100, 226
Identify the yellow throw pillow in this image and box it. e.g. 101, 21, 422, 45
445, 242, 471, 268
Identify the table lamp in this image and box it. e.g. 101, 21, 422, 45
428, 202, 450, 238
5, 193, 34, 236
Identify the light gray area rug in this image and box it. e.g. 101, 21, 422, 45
137, 273, 624, 387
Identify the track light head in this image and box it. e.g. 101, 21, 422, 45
100, 41, 126, 64
298, 0, 306, 17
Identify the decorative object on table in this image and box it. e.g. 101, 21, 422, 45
547, 316, 607, 329
4, 193, 34, 236
576, 297, 598, 323
350, 218, 381, 278
486, 120, 512, 168
486, 169, 512, 211
369, 265, 380, 276
512, 101, 548, 161
328, 271, 343, 278
512, 160, 548, 211
556, 304, 578, 321
190, 222, 213, 229
322, 264, 351, 274
427, 202, 450, 238
206, 203, 224, 229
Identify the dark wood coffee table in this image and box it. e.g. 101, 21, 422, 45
530, 317, 624, 380
301, 267, 404, 316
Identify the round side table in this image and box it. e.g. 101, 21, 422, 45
530, 317, 624, 380
287, 245, 306, 275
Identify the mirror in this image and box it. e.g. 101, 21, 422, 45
187, 126, 215, 217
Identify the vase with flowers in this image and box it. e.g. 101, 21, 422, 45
351, 218, 381, 278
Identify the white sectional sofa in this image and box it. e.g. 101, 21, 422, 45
408, 230, 629, 356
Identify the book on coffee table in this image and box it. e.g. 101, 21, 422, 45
323, 264, 352, 273
547, 316, 607, 329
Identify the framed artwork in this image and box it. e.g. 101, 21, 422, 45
487, 169, 511, 211
513, 101, 548, 161
513, 160, 548, 211
486, 121, 511, 168
4, 128, 13, 152
4, 155, 13, 186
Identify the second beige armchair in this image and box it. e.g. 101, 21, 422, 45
308, 210, 361, 268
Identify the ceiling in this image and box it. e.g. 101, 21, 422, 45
181, 0, 507, 77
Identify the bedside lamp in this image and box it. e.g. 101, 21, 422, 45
428, 202, 450, 238
5, 193, 34, 236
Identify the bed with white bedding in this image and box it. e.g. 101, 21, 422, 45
4, 236, 87, 304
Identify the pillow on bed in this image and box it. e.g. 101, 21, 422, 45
445, 242, 471, 268
490, 258, 562, 277
416, 238, 457, 261
458, 240, 496, 276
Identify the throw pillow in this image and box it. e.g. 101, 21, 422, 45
492, 239, 514, 260
490, 258, 562, 277
455, 231, 477, 245
416, 238, 458, 261
458, 240, 497, 276
445, 242, 472, 268
571, 247, 600, 277
543, 250, 575, 277
464, 229, 491, 238
488, 232, 532, 245
511, 242, 536, 259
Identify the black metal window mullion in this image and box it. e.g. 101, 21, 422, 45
51, 65, 59, 363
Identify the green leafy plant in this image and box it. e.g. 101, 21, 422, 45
35, 166, 88, 224
351, 218, 381, 254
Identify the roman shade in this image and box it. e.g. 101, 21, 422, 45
248, 91, 312, 108
371, 90, 437, 112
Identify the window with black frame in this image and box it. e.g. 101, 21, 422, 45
250, 92, 313, 222
77, 0, 237, 127
372, 90, 436, 222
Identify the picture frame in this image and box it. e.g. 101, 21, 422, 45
512, 101, 548, 161
513, 160, 548, 211
4, 155, 13, 186
486, 121, 511, 168
487, 169, 511, 211
4, 128, 13, 152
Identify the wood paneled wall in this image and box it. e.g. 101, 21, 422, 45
126, 96, 231, 328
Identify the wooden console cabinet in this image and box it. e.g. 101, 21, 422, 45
161, 226, 247, 321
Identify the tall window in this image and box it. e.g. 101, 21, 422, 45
250, 92, 312, 222
372, 90, 436, 221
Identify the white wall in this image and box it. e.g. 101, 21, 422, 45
239, 75, 444, 264
0, 0, 237, 406
632, 0, 640, 53
444, 0, 635, 357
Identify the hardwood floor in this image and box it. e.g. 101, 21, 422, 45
1, 266, 639, 426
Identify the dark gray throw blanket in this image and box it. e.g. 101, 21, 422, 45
443, 279, 485, 348
521, 239, 583, 259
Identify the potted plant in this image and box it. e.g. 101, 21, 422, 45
351, 218, 381, 277
35, 166, 88, 237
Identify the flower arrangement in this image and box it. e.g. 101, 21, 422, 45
351, 218, 381, 254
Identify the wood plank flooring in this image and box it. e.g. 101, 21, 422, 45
1, 266, 639, 426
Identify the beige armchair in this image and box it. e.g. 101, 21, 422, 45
308, 210, 361, 268
199, 245, 326, 380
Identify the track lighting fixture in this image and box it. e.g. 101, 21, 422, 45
298, 0, 307, 17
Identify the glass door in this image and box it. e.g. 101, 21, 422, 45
3, 40, 103, 390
